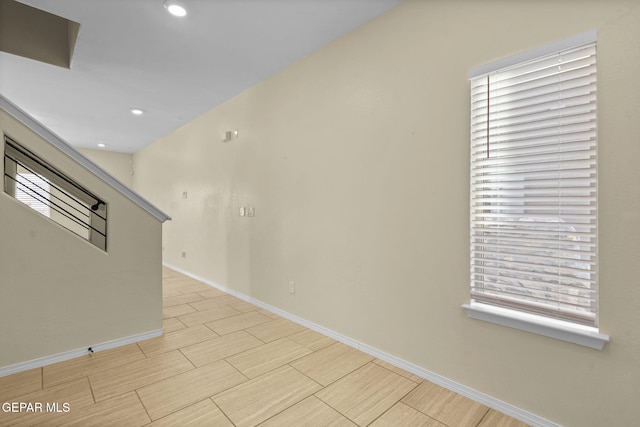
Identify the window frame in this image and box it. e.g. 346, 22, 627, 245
462, 30, 610, 349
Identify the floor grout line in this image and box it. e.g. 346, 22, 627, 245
87, 375, 97, 404
475, 406, 491, 427
209, 397, 237, 427
134, 389, 153, 425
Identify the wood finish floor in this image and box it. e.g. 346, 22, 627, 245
0, 267, 530, 426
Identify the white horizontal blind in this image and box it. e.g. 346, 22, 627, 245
15, 171, 51, 218
469, 42, 597, 327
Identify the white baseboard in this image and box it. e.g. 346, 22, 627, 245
164, 263, 560, 427
0, 329, 163, 378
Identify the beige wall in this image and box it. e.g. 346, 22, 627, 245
78, 148, 134, 188
0, 109, 163, 368
133, 1, 640, 426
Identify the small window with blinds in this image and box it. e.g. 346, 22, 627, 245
3, 136, 108, 251
468, 34, 598, 330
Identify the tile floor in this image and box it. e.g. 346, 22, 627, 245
0, 267, 530, 426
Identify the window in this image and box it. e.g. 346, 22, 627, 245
463, 31, 609, 349
3, 136, 108, 251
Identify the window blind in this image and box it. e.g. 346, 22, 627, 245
15, 172, 51, 217
469, 42, 597, 327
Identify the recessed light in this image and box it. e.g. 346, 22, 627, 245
97, 143, 106, 148
164, 1, 187, 17
130, 108, 144, 116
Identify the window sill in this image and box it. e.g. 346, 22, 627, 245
462, 303, 610, 350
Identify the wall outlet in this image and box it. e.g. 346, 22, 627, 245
288, 281, 295, 294
182, 191, 188, 199
181, 251, 186, 258
247, 207, 255, 217
239, 207, 246, 217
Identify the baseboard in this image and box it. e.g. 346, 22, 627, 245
0, 329, 163, 378
164, 263, 560, 427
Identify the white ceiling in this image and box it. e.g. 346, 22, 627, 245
0, 0, 403, 153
